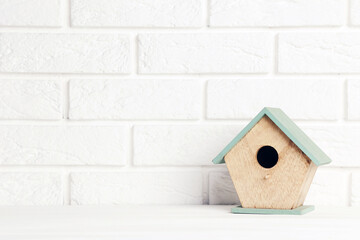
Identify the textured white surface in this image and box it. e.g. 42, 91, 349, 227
351, 0, 360, 25
0, 173, 62, 205
207, 79, 341, 120
0, 206, 359, 239
138, 34, 272, 73
0, 126, 128, 165
70, 172, 203, 205
71, 0, 202, 27
348, 80, 360, 120
69, 79, 201, 119
351, 173, 360, 206
305, 169, 349, 206
279, 33, 360, 73
0, 0, 358, 207
209, 171, 239, 205
0, 79, 61, 119
210, 0, 345, 27
302, 125, 360, 167
134, 125, 243, 165
0, 0, 60, 26
0, 33, 129, 73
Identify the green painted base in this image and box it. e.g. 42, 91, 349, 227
231, 205, 314, 215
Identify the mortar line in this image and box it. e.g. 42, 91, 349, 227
61, 0, 71, 29
63, 171, 71, 205
204, 0, 210, 28
130, 33, 138, 77
62, 79, 70, 121
343, 79, 348, 120
347, 0, 352, 27
129, 125, 134, 167
349, 172, 353, 206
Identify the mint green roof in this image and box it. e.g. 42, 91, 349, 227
212, 107, 331, 166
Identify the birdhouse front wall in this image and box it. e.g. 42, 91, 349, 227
224, 116, 317, 210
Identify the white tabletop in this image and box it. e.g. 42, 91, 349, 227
0, 205, 359, 240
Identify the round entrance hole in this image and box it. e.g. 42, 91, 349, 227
256, 146, 278, 169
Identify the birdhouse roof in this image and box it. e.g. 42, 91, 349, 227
212, 107, 331, 166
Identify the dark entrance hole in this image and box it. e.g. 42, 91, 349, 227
256, 146, 278, 169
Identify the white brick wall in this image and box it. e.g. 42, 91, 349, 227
0, 79, 61, 119
348, 80, 360, 119
207, 79, 341, 120
351, 0, 360, 25
0, 0, 61, 27
305, 169, 349, 206
69, 79, 201, 120
278, 33, 360, 73
0, 33, 129, 73
302, 126, 360, 167
0, 172, 63, 205
70, 171, 203, 205
209, 0, 345, 27
134, 125, 243, 165
351, 173, 360, 206
0, 0, 358, 207
138, 34, 272, 73
209, 171, 239, 205
0, 126, 128, 165
71, 0, 203, 27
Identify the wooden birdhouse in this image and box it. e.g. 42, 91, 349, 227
212, 107, 331, 215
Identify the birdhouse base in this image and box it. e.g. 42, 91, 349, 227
231, 205, 314, 215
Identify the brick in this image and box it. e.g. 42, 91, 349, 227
209, 171, 239, 205
302, 126, 360, 167
0, 172, 62, 205
71, 0, 202, 27
69, 79, 201, 120
0, 79, 61, 120
134, 125, 243, 165
207, 79, 341, 120
0, 33, 129, 73
0, 126, 128, 165
347, 80, 360, 120
351, 172, 360, 206
210, 0, 345, 27
305, 169, 349, 206
138, 34, 271, 74
351, 0, 360, 25
70, 171, 203, 204
0, 0, 60, 27
278, 33, 360, 73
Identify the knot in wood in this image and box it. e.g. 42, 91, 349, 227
264, 174, 271, 180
